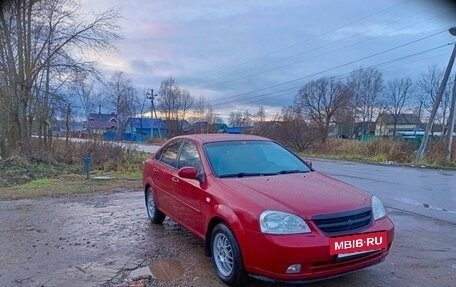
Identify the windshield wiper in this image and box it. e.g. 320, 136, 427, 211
219, 170, 308, 178
219, 172, 264, 178
277, 169, 308, 174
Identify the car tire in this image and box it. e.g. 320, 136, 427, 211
145, 186, 165, 224
211, 223, 247, 286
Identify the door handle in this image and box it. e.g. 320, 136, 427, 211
171, 177, 179, 183
152, 168, 159, 172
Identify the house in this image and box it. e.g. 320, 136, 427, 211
214, 123, 229, 133
353, 121, 376, 136
125, 117, 166, 140
86, 112, 117, 134
375, 113, 421, 136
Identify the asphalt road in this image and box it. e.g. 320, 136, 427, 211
309, 158, 456, 224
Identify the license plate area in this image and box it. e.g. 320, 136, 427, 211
330, 231, 387, 256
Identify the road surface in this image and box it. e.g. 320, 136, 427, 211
310, 158, 456, 224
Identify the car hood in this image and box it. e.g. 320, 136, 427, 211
218, 171, 371, 219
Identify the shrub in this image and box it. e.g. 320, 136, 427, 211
19, 139, 147, 172
307, 138, 415, 163
424, 139, 456, 166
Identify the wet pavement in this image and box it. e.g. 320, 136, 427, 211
0, 189, 455, 287
311, 159, 456, 224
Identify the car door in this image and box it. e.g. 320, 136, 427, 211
172, 140, 205, 236
153, 140, 183, 218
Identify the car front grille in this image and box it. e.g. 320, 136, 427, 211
312, 207, 372, 235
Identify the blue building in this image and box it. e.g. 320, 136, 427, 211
125, 117, 166, 141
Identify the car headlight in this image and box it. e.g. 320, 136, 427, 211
372, 196, 386, 220
259, 210, 311, 234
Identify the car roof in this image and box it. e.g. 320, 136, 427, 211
173, 133, 270, 144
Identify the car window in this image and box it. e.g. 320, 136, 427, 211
204, 140, 310, 177
177, 141, 203, 173
159, 140, 182, 167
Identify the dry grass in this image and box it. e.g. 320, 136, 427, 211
21, 138, 147, 172
304, 138, 456, 167
1, 138, 148, 192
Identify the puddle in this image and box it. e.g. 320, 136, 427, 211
129, 259, 184, 283
149, 259, 184, 282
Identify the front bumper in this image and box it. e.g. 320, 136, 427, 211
239, 217, 394, 282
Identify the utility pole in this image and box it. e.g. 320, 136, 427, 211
65, 103, 71, 144
414, 101, 423, 136
416, 27, 456, 161
445, 74, 456, 162
146, 88, 161, 138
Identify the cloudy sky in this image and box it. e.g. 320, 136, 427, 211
81, 0, 456, 119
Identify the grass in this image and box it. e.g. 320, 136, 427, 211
0, 171, 142, 200
19, 178, 59, 190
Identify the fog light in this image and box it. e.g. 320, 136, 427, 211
286, 264, 301, 273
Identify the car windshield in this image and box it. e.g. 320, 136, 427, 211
204, 140, 311, 178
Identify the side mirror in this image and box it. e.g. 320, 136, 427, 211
178, 166, 199, 180
178, 166, 207, 186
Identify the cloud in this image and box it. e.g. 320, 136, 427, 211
79, 0, 455, 119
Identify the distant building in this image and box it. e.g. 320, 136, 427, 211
125, 117, 166, 139
87, 112, 117, 134
375, 113, 421, 136
353, 121, 376, 136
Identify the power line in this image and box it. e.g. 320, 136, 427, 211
197, 5, 447, 89
210, 43, 452, 108
206, 29, 450, 106
190, 0, 411, 81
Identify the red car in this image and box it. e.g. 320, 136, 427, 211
142, 134, 394, 286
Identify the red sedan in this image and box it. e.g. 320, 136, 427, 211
142, 134, 394, 286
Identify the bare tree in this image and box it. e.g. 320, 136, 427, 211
157, 77, 194, 135
228, 110, 252, 128
191, 96, 218, 131
382, 77, 414, 136
417, 65, 452, 135
295, 76, 352, 143
105, 71, 138, 137
256, 106, 266, 122
243, 110, 253, 127
71, 72, 95, 118
0, 0, 120, 155
192, 96, 209, 122
228, 111, 243, 127
347, 67, 383, 135
179, 89, 194, 130
157, 77, 180, 121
